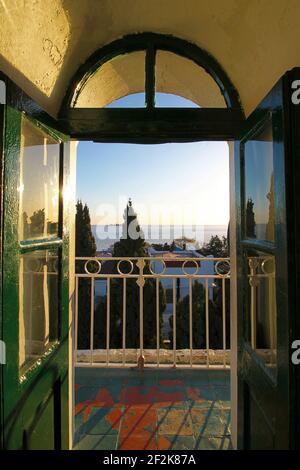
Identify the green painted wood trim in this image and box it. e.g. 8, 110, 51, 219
59, 107, 244, 142
2, 103, 22, 447
4, 76, 64, 135
19, 238, 63, 254
145, 44, 155, 109
240, 239, 275, 255
0, 75, 7, 450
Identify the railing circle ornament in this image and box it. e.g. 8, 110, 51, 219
215, 259, 230, 276
261, 257, 275, 275
149, 259, 166, 276
117, 259, 134, 275
84, 259, 102, 275
182, 259, 199, 276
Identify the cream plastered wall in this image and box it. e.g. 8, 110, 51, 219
1, 0, 300, 116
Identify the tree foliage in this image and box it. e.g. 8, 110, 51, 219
200, 234, 228, 258
170, 280, 223, 349
76, 200, 97, 256
171, 234, 230, 350
76, 200, 96, 349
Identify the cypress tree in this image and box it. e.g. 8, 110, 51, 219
76, 200, 96, 349
94, 199, 165, 350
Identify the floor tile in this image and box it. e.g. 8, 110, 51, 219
191, 408, 231, 437
157, 408, 193, 436
119, 404, 157, 450
74, 368, 231, 450
195, 436, 233, 450
75, 386, 100, 404
186, 385, 215, 401
118, 432, 157, 450
81, 407, 122, 435
119, 404, 157, 449
214, 387, 231, 401
75, 434, 118, 450
158, 435, 196, 450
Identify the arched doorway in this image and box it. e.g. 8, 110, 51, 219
62, 33, 242, 450
1, 33, 299, 450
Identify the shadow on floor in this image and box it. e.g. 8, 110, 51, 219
74, 367, 231, 450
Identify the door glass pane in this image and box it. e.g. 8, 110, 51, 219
155, 50, 226, 108
246, 251, 277, 375
155, 92, 199, 108
106, 92, 146, 108
19, 116, 60, 241
74, 51, 146, 108
19, 249, 59, 374
243, 122, 275, 242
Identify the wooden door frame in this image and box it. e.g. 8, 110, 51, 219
57, 32, 245, 449
3, 39, 299, 450
0, 76, 5, 450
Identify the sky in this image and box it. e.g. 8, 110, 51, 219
76, 93, 229, 227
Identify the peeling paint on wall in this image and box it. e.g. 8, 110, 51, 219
43, 38, 62, 67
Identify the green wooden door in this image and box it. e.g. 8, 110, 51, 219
1, 76, 71, 449
235, 69, 300, 450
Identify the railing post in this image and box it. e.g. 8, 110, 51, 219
90, 277, 95, 365
249, 258, 259, 350
136, 258, 145, 369
74, 276, 78, 367
205, 277, 210, 367
173, 278, 177, 368
189, 277, 193, 367
122, 277, 127, 366
156, 278, 160, 367
222, 277, 226, 368
106, 278, 110, 366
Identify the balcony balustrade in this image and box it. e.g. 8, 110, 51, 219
74, 256, 231, 369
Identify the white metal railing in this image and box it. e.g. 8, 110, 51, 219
74, 256, 230, 369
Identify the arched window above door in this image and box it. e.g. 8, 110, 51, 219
63, 33, 242, 112
73, 48, 226, 109
59, 33, 244, 142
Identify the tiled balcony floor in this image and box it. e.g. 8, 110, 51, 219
74, 367, 231, 450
